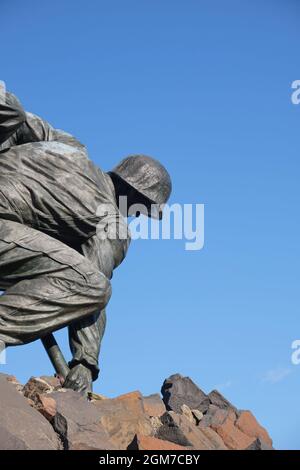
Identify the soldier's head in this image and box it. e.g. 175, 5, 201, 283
108, 155, 172, 220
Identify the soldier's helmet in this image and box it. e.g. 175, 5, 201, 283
110, 155, 172, 219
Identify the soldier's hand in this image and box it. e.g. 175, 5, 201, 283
63, 363, 93, 396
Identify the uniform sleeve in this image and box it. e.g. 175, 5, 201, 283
0, 85, 87, 154
67, 235, 115, 381
15, 112, 87, 153
0, 91, 26, 145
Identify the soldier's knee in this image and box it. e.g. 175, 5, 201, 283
86, 270, 112, 310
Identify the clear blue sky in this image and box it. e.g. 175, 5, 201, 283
1, 0, 300, 450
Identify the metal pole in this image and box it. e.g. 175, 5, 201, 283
41, 333, 70, 380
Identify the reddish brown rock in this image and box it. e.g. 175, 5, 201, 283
23, 377, 53, 402
93, 391, 153, 449
23, 376, 59, 420
37, 395, 57, 421
143, 393, 166, 417
201, 427, 228, 450
128, 434, 189, 450
235, 411, 273, 447
211, 414, 255, 450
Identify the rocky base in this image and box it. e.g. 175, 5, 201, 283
0, 372, 273, 450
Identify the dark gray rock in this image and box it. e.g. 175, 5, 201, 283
0, 374, 61, 450
161, 373, 210, 413
48, 390, 116, 450
198, 404, 221, 427
52, 412, 69, 450
199, 404, 238, 429
48, 390, 115, 450
156, 412, 192, 447
246, 437, 273, 450
156, 411, 226, 449
208, 389, 237, 411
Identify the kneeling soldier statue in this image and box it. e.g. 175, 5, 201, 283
0, 81, 172, 394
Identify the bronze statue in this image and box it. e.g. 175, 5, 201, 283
0, 81, 172, 394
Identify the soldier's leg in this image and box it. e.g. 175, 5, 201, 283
0, 219, 111, 346
68, 308, 107, 380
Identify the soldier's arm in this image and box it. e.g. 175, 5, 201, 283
0, 82, 26, 145
67, 230, 129, 389
67, 235, 115, 386
15, 111, 87, 152
0, 82, 86, 152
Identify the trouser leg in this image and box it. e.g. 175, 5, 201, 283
0, 220, 111, 346
68, 308, 107, 380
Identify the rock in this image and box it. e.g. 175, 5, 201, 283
235, 411, 273, 447
40, 375, 62, 390
128, 434, 189, 450
0, 372, 274, 451
0, 426, 27, 450
200, 427, 228, 449
156, 412, 193, 447
157, 411, 225, 450
246, 437, 273, 450
51, 411, 68, 450
210, 413, 254, 450
93, 391, 153, 449
48, 389, 116, 450
23, 376, 59, 420
170, 411, 229, 450
150, 416, 163, 434
199, 406, 253, 450
181, 404, 195, 423
208, 390, 236, 411
143, 393, 166, 417
1, 373, 23, 393
0, 374, 61, 450
199, 405, 237, 428
72, 442, 110, 450
23, 377, 54, 402
191, 409, 203, 424
161, 373, 210, 414
37, 395, 57, 421
89, 392, 108, 401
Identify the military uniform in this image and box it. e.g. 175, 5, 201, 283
0, 87, 130, 380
